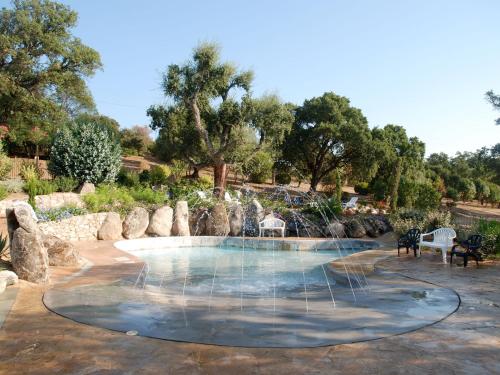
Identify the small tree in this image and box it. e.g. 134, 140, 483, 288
49, 121, 121, 184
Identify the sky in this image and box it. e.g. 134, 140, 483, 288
28, 0, 500, 156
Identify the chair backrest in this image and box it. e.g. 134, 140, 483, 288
196, 191, 207, 199
467, 234, 483, 250
406, 228, 421, 242
259, 218, 285, 228
432, 228, 456, 244
224, 192, 232, 202
347, 197, 358, 205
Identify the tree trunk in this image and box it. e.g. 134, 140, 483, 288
272, 169, 276, 185
191, 167, 200, 179
213, 162, 227, 197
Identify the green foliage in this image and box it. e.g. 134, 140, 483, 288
117, 168, 141, 188
83, 185, 135, 215
149, 165, 171, 186
475, 219, 500, 257
475, 179, 490, 203
35, 206, 87, 222
0, 185, 8, 200
0, 0, 102, 148
486, 183, 500, 206
389, 209, 451, 235
397, 177, 418, 208
302, 197, 342, 221
53, 176, 78, 192
23, 178, 56, 207
19, 161, 42, 181
446, 187, 459, 202
0, 144, 12, 180
354, 182, 370, 195
243, 151, 273, 183
372, 180, 388, 202
0, 179, 24, 193
128, 186, 167, 205
120, 126, 153, 156
415, 183, 442, 210
275, 171, 291, 185
49, 121, 121, 184
456, 177, 476, 201
283, 92, 373, 191
170, 160, 188, 181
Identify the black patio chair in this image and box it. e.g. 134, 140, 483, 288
397, 228, 421, 257
450, 234, 483, 267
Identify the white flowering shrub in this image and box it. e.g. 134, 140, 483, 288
49, 121, 121, 184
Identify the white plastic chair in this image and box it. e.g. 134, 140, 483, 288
341, 196, 358, 209
419, 227, 456, 263
259, 218, 285, 237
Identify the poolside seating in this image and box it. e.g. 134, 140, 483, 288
418, 227, 456, 263
341, 196, 358, 209
397, 228, 421, 257
196, 191, 209, 200
259, 218, 286, 237
450, 234, 483, 267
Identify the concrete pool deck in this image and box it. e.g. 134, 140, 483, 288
0, 239, 499, 374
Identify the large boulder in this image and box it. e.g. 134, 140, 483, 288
244, 199, 264, 236
229, 204, 244, 236
189, 208, 209, 236
147, 205, 173, 236
0, 270, 18, 286
10, 227, 49, 283
8, 204, 38, 235
206, 203, 230, 236
345, 219, 366, 238
325, 221, 346, 238
363, 216, 392, 237
43, 234, 83, 267
122, 207, 149, 239
0, 279, 6, 294
172, 201, 190, 236
97, 212, 123, 240
77, 182, 95, 195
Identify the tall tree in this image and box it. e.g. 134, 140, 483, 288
283, 92, 373, 191
0, 0, 101, 146
153, 43, 291, 195
486, 90, 500, 125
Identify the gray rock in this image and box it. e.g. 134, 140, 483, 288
244, 199, 265, 236
363, 216, 392, 238
122, 207, 149, 239
325, 221, 346, 238
345, 220, 366, 238
0, 270, 18, 286
77, 182, 95, 195
98, 212, 123, 240
147, 205, 173, 236
10, 227, 49, 283
206, 203, 230, 236
189, 208, 209, 236
43, 234, 83, 266
11, 205, 38, 234
229, 204, 244, 236
172, 201, 190, 236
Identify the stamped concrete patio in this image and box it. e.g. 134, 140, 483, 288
0, 240, 499, 374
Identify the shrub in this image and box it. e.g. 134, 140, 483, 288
197, 175, 214, 189
243, 151, 273, 184
139, 169, 151, 185
53, 176, 79, 192
83, 185, 135, 215
486, 183, 500, 207
302, 196, 342, 221
23, 179, 57, 207
389, 209, 452, 235
397, 177, 418, 208
415, 183, 441, 210
354, 182, 370, 195
0, 144, 12, 180
446, 187, 459, 202
275, 171, 292, 185
117, 168, 141, 188
19, 161, 42, 181
0, 179, 24, 193
128, 186, 167, 204
149, 165, 171, 186
475, 219, 500, 257
456, 177, 476, 202
371, 180, 388, 202
0, 186, 7, 200
170, 160, 188, 180
49, 121, 121, 184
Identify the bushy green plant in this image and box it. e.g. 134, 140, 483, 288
0, 185, 7, 200
197, 175, 213, 189
486, 183, 500, 206
415, 183, 441, 210
275, 171, 292, 185
0, 179, 24, 193
0, 144, 12, 180
446, 187, 459, 202
456, 177, 476, 202
397, 177, 418, 208
117, 168, 140, 187
301, 196, 342, 221
149, 165, 171, 186
49, 121, 121, 184
372, 180, 388, 202
243, 151, 273, 184
170, 160, 188, 180
19, 161, 42, 181
83, 185, 135, 215
354, 182, 370, 195
129, 186, 167, 204
389, 209, 452, 235
475, 219, 500, 257
23, 179, 57, 207
139, 169, 151, 185
53, 176, 79, 192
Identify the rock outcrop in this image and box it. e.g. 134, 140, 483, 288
244, 199, 264, 236
229, 204, 244, 236
43, 234, 83, 266
189, 208, 209, 236
147, 205, 173, 236
172, 201, 190, 236
345, 219, 367, 238
77, 182, 95, 195
325, 221, 346, 238
122, 207, 149, 239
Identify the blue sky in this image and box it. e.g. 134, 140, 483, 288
53, 0, 500, 156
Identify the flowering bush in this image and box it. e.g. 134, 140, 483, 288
389, 209, 452, 235
36, 206, 88, 222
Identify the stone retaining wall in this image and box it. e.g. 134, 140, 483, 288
35, 192, 84, 211
38, 213, 108, 241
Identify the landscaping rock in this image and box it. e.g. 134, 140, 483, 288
363, 216, 392, 237
147, 205, 173, 236
122, 207, 149, 239
286, 220, 323, 238
345, 219, 366, 238
325, 221, 346, 238
43, 234, 83, 267
0, 270, 18, 286
206, 203, 230, 236
97, 212, 123, 240
10, 227, 49, 283
77, 182, 95, 195
9, 204, 38, 234
229, 204, 244, 236
172, 201, 190, 236
244, 199, 264, 236
189, 208, 209, 236
0, 279, 6, 294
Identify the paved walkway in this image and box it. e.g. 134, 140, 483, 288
0, 241, 499, 374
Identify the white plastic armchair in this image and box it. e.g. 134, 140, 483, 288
259, 218, 286, 237
418, 227, 456, 263
341, 196, 358, 209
